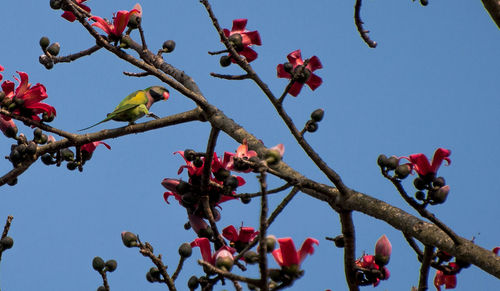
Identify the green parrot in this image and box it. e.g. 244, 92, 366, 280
79, 86, 169, 131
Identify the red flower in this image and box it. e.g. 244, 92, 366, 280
0, 64, 4, 82
1, 71, 56, 122
89, 6, 140, 39
61, 0, 91, 22
277, 49, 323, 97
403, 148, 451, 177
223, 19, 262, 63
81, 141, 111, 153
374, 235, 392, 266
222, 225, 258, 244
0, 115, 17, 138
493, 247, 500, 256
191, 237, 235, 265
434, 263, 459, 291
355, 255, 390, 287
271, 237, 319, 269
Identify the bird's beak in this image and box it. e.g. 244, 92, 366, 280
163, 91, 170, 101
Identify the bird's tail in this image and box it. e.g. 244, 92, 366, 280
78, 119, 108, 131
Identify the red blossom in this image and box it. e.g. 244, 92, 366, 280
1, 71, 56, 122
434, 263, 459, 291
223, 19, 262, 63
402, 148, 451, 177
61, 0, 91, 22
81, 141, 111, 153
374, 234, 392, 265
271, 237, 319, 268
493, 247, 500, 255
355, 254, 390, 287
190, 237, 235, 265
90, 6, 140, 38
277, 49, 323, 97
222, 225, 259, 244
0, 64, 4, 82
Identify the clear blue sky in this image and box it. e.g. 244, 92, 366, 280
0, 0, 498, 290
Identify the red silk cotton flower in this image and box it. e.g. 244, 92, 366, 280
271, 237, 319, 270
277, 49, 323, 97
1, 71, 56, 122
61, 0, 91, 22
223, 19, 262, 63
403, 148, 451, 178
90, 5, 140, 39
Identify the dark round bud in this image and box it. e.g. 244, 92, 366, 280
243, 250, 259, 264
268, 269, 282, 282
3, 126, 18, 139
34, 128, 43, 139
420, 0, 429, 6
39, 134, 48, 144
220, 55, 231, 67
415, 191, 425, 200
17, 134, 27, 145
413, 177, 427, 190
17, 144, 27, 154
121, 232, 138, 248
233, 158, 250, 172
146, 271, 155, 283
184, 222, 191, 230
1, 236, 15, 250
430, 186, 449, 204
127, 14, 141, 29
283, 62, 293, 73
187, 276, 199, 289
386, 156, 399, 170
92, 256, 105, 271
332, 235, 345, 248
310, 108, 324, 122
184, 149, 196, 161
105, 259, 117, 272
148, 267, 161, 281
176, 181, 191, 194
96, 286, 106, 291
395, 164, 411, 179
214, 168, 230, 182
265, 236, 277, 252
27, 141, 37, 155
60, 148, 74, 162
41, 154, 55, 165
44, 61, 54, 70
224, 176, 239, 189
47, 43, 60, 56
9, 149, 22, 164
7, 178, 17, 186
293, 65, 311, 83
178, 242, 192, 258
228, 33, 243, 51
162, 40, 176, 53
50, 0, 62, 10
39, 36, 50, 50
42, 112, 55, 122
67, 161, 78, 171
433, 177, 446, 188
240, 196, 251, 204
305, 120, 318, 132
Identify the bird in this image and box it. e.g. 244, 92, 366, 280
79, 86, 169, 131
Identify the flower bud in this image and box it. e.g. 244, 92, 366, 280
187, 276, 199, 289
433, 177, 445, 188
413, 177, 427, 190
220, 55, 231, 67
310, 108, 324, 122
224, 176, 239, 189
27, 141, 37, 155
265, 235, 277, 253
395, 164, 411, 179
431, 185, 450, 204
0, 236, 14, 250
97, 286, 106, 291
105, 259, 117, 272
215, 249, 234, 271
121, 231, 138, 248
243, 250, 259, 264
147, 267, 161, 282
374, 235, 392, 266
47, 43, 60, 56
127, 14, 141, 29
6, 178, 17, 186
214, 168, 230, 182
39, 36, 50, 50
386, 156, 399, 170
92, 256, 105, 271
66, 161, 78, 171
228, 33, 243, 51
178, 242, 193, 258
332, 235, 345, 248
305, 120, 318, 132
41, 154, 55, 165
50, 0, 62, 10
240, 196, 251, 204
420, 0, 429, 6
162, 40, 176, 53
415, 191, 425, 200
60, 148, 74, 161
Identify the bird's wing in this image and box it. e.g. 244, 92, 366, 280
115, 89, 148, 109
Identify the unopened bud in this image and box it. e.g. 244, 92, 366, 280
178, 242, 192, 258
386, 156, 399, 170
105, 259, 117, 272
39, 36, 50, 50
310, 108, 324, 122
121, 231, 138, 248
50, 0, 62, 10
243, 250, 259, 264
162, 40, 176, 53
215, 250, 234, 271
395, 164, 411, 179
47, 43, 60, 56
92, 256, 105, 271
220, 55, 231, 67
0, 236, 14, 250
187, 276, 199, 289
265, 235, 276, 253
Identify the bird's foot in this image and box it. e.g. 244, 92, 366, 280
147, 113, 160, 120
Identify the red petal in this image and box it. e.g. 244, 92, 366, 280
61, 11, 77, 22
306, 74, 322, 91
276, 237, 299, 266
288, 82, 304, 97
90, 16, 113, 35
409, 153, 432, 176
241, 31, 261, 46
15, 71, 30, 97
306, 56, 323, 72
222, 225, 239, 242
430, 148, 451, 173
298, 237, 319, 264
2, 81, 15, 97
231, 19, 248, 33
277, 64, 291, 79
113, 10, 133, 36
238, 227, 257, 243
191, 237, 214, 264
287, 50, 304, 66
239, 48, 258, 63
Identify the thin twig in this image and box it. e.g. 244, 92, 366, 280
123, 71, 151, 77
171, 255, 186, 281
0, 215, 14, 261
137, 240, 177, 291
266, 187, 299, 227
210, 73, 250, 80
258, 169, 269, 291
354, 0, 377, 48
98, 270, 110, 291
404, 234, 424, 259
418, 245, 435, 291
339, 211, 359, 291
197, 260, 261, 285
51, 45, 102, 64
235, 182, 293, 199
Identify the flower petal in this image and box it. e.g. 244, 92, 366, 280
231, 19, 248, 33
298, 237, 319, 264
306, 74, 322, 91
222, 225, 239, 242
430, 148, 451, 174
277, 64, 291, 79
191, 237, 214, 264
306, 56, 323, 72
287, 50, 304, 66
90, 16, 113, 35
288, 81, 304, 97
275, 237, 299, 266
241, 31, 261, 46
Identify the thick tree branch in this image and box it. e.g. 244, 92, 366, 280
482, 0, 500, 28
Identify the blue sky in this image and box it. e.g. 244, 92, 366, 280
0, 0, 499, 290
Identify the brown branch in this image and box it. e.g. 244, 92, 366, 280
197, 260, 261, 285
339, 211, 359, 291
138, 240, 177, 291
354, 0, 377, 48
235, 182, 293, 199
0, 215, 14, 261
405, 234, 424, 259
482, 0, 500, 29
418, 245, 435, 291
266, 187, 299, 227
123, 71, 151, 77
210, 73, 250, 80
51, 45, 102, 64
98, 270, 110, 291
258, 170, 269, 291
171, 255, 186, 281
